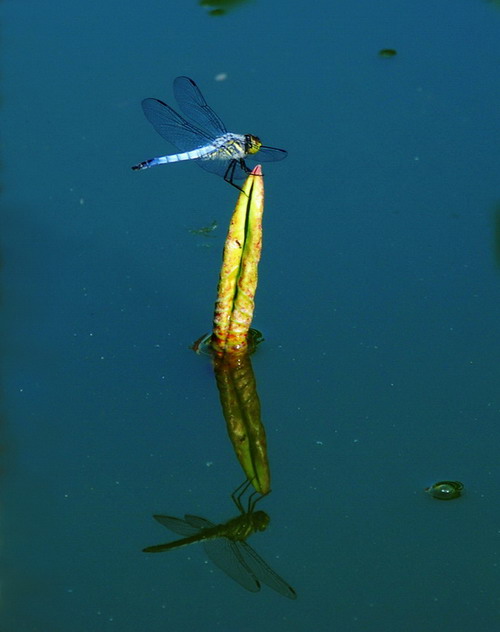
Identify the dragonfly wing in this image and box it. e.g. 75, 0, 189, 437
193, 157, 249, 180
246, 146, 288, 163
173, 76, 227, 138
202, 538, 260, 593
184, 514, 216, 529
153, 514, 201, 537
141, 98, 213, 152
237, 541, 297, 599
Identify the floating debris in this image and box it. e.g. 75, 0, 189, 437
189, 219, 218, 236
379, 49, 397, 58
425, 480, 464, 500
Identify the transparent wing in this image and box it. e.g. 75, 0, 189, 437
184, 515, 216, 529
202, 538, 260, 593
246, 146, 288, 163
153, 514, 203, 537
141, 98, 214, 153
173, 76, 227, 138
237, 541, 297, 599
143, 514, 218, 553
193, 157, 249, 180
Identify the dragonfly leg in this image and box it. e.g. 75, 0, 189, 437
223, 160, 244, 192
240, 159, 252, 173
231, 479, 269, 513
247, 489, 266, 514
248, 483, 271, 513
231, 479, 253, 513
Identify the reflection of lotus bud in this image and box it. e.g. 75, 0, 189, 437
425, 480, 464, 500
214, 352, 270, 494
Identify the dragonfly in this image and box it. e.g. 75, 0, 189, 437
143, 480, 297, 599
131, 76, 288, 189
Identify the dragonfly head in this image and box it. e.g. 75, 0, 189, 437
245, 134, 262, 155
252, 510, 270, 532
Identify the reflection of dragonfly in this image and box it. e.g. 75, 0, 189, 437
131, 76, 287, 189
143, 481, 297, 599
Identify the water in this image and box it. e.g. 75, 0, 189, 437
2, 1, 500, 630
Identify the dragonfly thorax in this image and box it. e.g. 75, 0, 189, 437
245, 134, 262, 155
221, 510, 270, 541
203, 132, 248, 161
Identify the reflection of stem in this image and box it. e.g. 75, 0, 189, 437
214, 352, 270, 494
